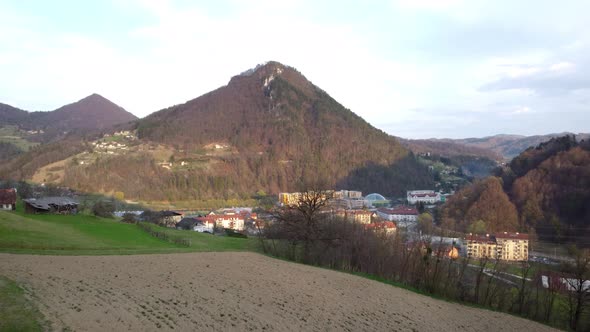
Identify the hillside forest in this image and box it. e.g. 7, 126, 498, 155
441, 136, 590, 244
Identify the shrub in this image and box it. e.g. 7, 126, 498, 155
92, 200, 115, 218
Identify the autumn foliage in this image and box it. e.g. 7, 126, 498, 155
442, 135, 590, 243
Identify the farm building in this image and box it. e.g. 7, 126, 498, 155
0, 188, 17, 211
23, 197, 79, 214
176, 217, 201, 230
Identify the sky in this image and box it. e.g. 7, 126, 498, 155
1, 0, 589, 139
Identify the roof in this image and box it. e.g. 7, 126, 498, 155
466, 234, 497, 244
365, 221, 397, 230
346, 210, 372, 215
495, 232, 529, 240
365, 193, 387, 201
410, 193, 438, 197
159, 210, 183, 217
378, 206, 418, 215
23, 197, 78, 211
176, 218, 203, 229
0, 188, 17, 204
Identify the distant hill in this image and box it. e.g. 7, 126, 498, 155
0, 103, 31, 126
1, 62, 434, 201
33, 94, 137, 135
0, 94, 137, 142
397, 137, 502, 161
441, 135, 590, 244
446, 133, 590, 159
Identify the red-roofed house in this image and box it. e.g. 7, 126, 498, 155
365, 221, 397, 234
0, 188, 17, 211
202, 211, 245, 231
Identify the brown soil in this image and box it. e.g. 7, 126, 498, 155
0, 252, 556, 331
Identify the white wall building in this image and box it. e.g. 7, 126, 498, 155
376, 206, 419, 223
407, 190, 441, 204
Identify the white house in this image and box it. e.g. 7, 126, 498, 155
193, 221, 215, 233
407, 190, 441, 204
377, 206, 419, 223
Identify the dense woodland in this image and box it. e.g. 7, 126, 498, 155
441, 136, 590, 243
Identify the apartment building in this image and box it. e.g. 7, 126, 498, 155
466, 232, 529, 261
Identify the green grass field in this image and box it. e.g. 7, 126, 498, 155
0, 276, 46, 332
0, 205, 257, 255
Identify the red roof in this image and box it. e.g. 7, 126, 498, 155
0, 188, 17, 205
365, 221, 397, 230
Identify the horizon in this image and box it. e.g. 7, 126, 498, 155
1, 1, 589, 139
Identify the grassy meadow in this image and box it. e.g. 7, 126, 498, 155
0, 203, 257, 255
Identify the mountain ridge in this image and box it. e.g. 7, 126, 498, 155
1, 61, 435, 200
0, 94, 137, 142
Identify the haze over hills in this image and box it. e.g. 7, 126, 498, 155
441, 133, 590, 159
0, 62, 434, 200
397, 137, 503, 160
0, 94, 137, 141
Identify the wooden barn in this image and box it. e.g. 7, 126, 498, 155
23, 197, 79, 214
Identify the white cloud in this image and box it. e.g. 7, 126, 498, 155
549, 61, 574, 72
1, 0, 589, 138
512, 106, 531, 114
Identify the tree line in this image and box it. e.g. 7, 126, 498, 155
261, 189, 590, 330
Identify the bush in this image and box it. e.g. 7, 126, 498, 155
92, 200, 115, 218
225, 229, 247, 238
121, 213, 137, 223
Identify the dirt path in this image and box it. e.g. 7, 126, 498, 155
0, 252, 556, 331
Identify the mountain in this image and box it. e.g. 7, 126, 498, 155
0, 94, 137, 142
1, 62, 435, 201
0, 103, 31, 126
447, 133, 590, 159
441, 135, 590, 244
35, 94, 137, 132
397, 137, 502, 161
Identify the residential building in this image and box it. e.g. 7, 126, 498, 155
195, 216, 217, 232
345, 210, 372, 224
365, 221, 397, 234
466, 232, 529, 261
158, 211, 184, 228
279, 190, 362, 208
333, 190, 362, 199
0, 188, 17, 211
407, 190, 441, 204
278, 191, 331, 206
203, 211, 245, 231
193, 220, 215, 233
496, 232, 529, 261
376, 206, 419, 223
